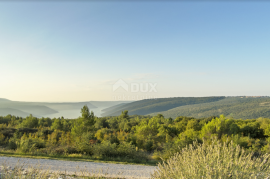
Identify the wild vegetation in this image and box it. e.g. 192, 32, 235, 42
1, 105, 270, 167
152, 138, 270, 179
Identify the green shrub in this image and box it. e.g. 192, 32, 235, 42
18, 137, 45, 153
19, 114, 39, 128
93, 141, 118, 157
152, 142, 181, 161
0, 132, 6, 145
8, 137, 17, 150
117, 142, 147, 159
41, 145, 78, 155
92, 141, 147, 160
152, 138, 270, 179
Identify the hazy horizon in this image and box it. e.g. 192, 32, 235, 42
0, 97, 133, 103
1, 95, 269, 103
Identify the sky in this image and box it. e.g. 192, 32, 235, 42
0, 1, 270, 102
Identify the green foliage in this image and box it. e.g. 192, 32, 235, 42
71, 105, 95, 138
8, 137, 17, 150
94, 117, 109, 129
74, 132, 95, 154
38, 117, 52, 127
3, 104, 270, 165
51, 119, 63, 131
201, 115, 240, 139
20, 114, 39, 128
17, 133, 45, 153
0, 132, 6, 145
81, 105, 95, 126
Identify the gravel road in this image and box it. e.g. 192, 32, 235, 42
0, 156, 157, 178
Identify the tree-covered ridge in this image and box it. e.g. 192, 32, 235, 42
101, 97, 225, 116
150, 97, 270, 119
1, 105, 270, 163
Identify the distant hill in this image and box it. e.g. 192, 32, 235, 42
0, 98, 10, 102
0, 108, 32, 118
12, 105, 58, 116
149, 97, 270, 119
89, 101, 131, 108
0, 102, 58, 117
0, 99, 97, 117
38, 102, 97, 111
0, 99, 131, 118
101, 103, 127, 113
101, 97, 225, 116
43, 101, 131, 118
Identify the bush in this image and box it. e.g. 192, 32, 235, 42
152, 138, 270, 179
42, 145, 77, 155
93, 141, 118, 158
8, 138, 17, 150
18, 136, 45, 153
117, 142, 147, 160
92, 141, 147, 160
0, 132, 6, 145
152, 142, 181, 160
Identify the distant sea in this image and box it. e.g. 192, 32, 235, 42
44, 107, 106, 119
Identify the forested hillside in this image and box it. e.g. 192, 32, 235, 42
150, 97, 270, 119
2, 105, 270, 164
101, 97, 225, 116
101, 103, 127, 113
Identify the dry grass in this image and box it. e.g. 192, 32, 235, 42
152, 138, 270, 179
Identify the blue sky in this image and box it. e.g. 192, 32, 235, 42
0, 1, 270, 102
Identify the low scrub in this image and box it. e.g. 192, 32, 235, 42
152, 138, 270, 179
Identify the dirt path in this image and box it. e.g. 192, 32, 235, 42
0, 156, 157, 178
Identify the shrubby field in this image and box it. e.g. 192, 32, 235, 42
1, 105, 270, 166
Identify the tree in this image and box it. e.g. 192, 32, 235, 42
119, 110, 129, 120
20, 114, 38, 128
51, 119, 63, 131
71, 105, 95, 138
81, 105, 95, 126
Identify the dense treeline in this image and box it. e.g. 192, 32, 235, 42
1, 105, 270, 163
